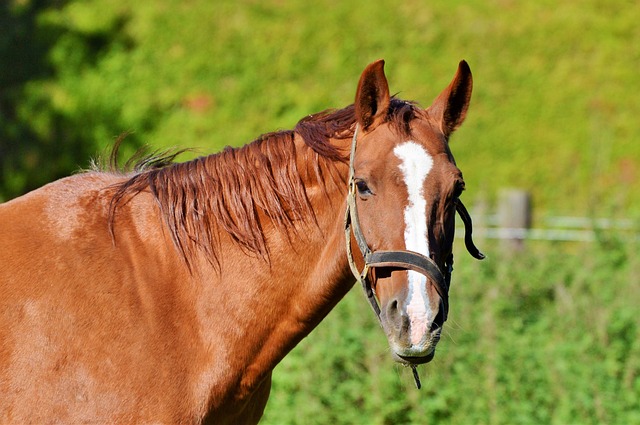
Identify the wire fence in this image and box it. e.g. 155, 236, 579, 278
456, 189, 639, 243
461, 215, 639, 242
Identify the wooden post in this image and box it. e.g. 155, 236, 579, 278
497, 189, 532, 252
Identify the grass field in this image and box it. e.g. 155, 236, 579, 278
2, 0, 639, 423
3, 0, 639, 215
263, 237, 640, 424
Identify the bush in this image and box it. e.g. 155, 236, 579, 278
263, 235, 640, 424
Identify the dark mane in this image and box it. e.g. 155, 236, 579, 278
108, 98, 419, 267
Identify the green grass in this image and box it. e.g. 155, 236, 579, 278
2, 0, 639, 423
263, 236, 640, 424
3, 0, 639, 215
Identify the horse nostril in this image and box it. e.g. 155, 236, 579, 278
390, 299, 398, 312
386, 299, 410, 334
385, 299, 399, 320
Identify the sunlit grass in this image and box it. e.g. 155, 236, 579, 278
10, 0, 638, 214
264, 237, 640, 424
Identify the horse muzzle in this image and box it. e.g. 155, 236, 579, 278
378, 273, 445, 365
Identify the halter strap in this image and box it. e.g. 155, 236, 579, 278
344, 124, 484, 322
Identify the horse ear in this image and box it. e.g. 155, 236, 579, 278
355, 59, 391, 131
427, 60, 473, 139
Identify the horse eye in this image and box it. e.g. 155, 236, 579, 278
355, 180, 372, 196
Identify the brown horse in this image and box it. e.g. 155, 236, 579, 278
0, 60, 483, 424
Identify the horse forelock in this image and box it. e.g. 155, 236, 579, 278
107, 98, 419, 268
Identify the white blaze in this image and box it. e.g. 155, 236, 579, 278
393, 142, 433, 346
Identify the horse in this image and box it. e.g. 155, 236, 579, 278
0, 59, 483, 424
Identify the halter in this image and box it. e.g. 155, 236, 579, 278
344, 124, 485, 324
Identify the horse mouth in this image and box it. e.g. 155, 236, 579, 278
394, 349, 436, 365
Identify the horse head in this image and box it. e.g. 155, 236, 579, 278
346, 60, 484, 367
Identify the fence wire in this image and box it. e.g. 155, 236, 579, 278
456, 215, 639, 242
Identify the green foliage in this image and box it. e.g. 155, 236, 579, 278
0, 0, 140, 198
2, 0, 639, 214
263, 236, 640, 424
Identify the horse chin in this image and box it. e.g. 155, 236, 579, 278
393, 349, 436, 365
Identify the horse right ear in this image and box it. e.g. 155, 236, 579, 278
355, 60, 391, 131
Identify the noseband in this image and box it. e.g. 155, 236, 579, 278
344, 124, 485, 324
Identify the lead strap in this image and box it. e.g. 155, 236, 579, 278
411, 365, 422, 389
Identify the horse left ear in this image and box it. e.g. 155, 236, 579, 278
355, 59, 391, 131
427, 60, 473, 139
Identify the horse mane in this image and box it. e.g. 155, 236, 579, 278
107, 98, 418, 267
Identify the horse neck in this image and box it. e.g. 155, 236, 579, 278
282, 132, 354, 304
275, 133, 355, 309
193, 134, 355, 405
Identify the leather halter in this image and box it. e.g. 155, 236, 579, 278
344, 124, 485, 323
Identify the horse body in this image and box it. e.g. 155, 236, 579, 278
0, 60, 479, 423
1, 174, 199, 422
0, 139, 354, 423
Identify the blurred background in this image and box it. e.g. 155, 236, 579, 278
1, 0, 638, 423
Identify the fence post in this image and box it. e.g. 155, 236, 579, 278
497, 189, 532, 252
